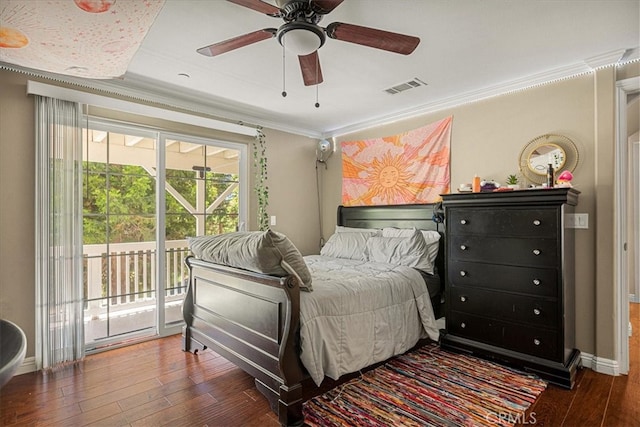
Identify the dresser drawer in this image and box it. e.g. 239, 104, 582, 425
447, 207, 558, 238
448, 312, 559, 360
448, 261, 558, 297
449, 286, 558, 328
449, 235, 558, 267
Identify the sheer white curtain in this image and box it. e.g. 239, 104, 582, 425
35, 96, 84, 370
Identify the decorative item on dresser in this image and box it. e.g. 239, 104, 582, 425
439, 187, 581, 389
518, 133, 579, 185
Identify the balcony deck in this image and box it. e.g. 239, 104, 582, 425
83, 239, 189, 345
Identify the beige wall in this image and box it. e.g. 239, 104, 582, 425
321, 63, 640, 359
2, 61, 639, 364
259, 128, 320, 256
0, 70, 36, 356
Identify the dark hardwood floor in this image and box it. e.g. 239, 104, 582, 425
518, 302, 640, 427
1, 304, 638, 426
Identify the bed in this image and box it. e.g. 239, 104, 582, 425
181, 203, 445, 426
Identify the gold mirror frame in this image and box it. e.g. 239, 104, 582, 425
519, 134, 579, 185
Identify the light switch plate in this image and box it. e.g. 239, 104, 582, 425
574, 213, 588, 229
566, 213, 588, 229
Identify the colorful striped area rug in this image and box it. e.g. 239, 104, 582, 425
303, 343, 547, 426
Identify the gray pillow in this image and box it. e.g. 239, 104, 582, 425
381, 227, 441, 274
366, 229, 434, 273
188, 230, 312, 291
320, 231, 378, 261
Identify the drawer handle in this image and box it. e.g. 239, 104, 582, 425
533, 219, 541, 226
533, 308, 541, 315
460, 219, 467, 225
533, 279, 541, 286
460, 244, 467, 251
533, 339, 541, 346
460, 322, 466, 329
532, 249, 541, 256
460, 296, 467, 302
460, 271, 467, 277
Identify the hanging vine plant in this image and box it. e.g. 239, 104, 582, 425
253, 127, 269, 231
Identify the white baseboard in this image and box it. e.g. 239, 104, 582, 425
630, 294, 639, 303
15, 356, 36, 375
13, 352, 625, 378
580, 352, 620, 376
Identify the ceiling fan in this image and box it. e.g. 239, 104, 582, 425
196, 0, 420, 87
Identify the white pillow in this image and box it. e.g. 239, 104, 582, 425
320, 231, 377, 260
365, 230, 433, 271
381, 227, 441, 274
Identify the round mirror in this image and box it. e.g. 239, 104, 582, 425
527, 143, 566, 175
519, 134, 579, 185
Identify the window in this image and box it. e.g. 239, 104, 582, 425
82, 119, 247, 351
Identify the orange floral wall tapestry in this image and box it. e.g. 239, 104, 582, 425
341, 116, 451, 206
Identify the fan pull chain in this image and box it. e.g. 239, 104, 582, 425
315, 53, 320, 108
281, 43, 287, 97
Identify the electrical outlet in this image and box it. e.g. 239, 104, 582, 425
565, 213, 589, 229
574, 213, 588, 229
270, 215, 277, 226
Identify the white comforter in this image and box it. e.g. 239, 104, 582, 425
300, 255, 440, 386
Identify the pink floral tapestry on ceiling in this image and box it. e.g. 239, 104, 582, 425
341, 116, 451, 206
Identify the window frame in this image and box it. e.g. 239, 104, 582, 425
82, 117, 249, 351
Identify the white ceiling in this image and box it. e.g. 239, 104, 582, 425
5, 0, 640, 138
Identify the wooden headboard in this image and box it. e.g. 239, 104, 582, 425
337, 203, 443, 233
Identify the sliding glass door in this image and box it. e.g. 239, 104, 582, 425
161, 135, 242, 329
82, 121, 246, 351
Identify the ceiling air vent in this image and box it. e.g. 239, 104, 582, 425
384, 78, 427, 95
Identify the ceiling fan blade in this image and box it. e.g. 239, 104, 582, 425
227, 0, 281, 17
299, 51, 323, 86
197, 29, 277, 57
326, 22, 420, 55
310, 0, 344, 14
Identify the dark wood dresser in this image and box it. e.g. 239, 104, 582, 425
439, 188, 581, 389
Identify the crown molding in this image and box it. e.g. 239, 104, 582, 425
325, 52, 640, 138
117, 73, 324, 138
584, 49, 628, 69
0, 62, 323, 138
326, 61, 593, 138
5, 53, 637, 141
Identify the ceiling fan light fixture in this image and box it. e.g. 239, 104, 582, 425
277, 22, 325, 56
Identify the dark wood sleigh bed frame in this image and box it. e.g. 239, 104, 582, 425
181, 203, 445, 426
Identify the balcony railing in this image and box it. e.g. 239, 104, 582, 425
83, 239, 190, 342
